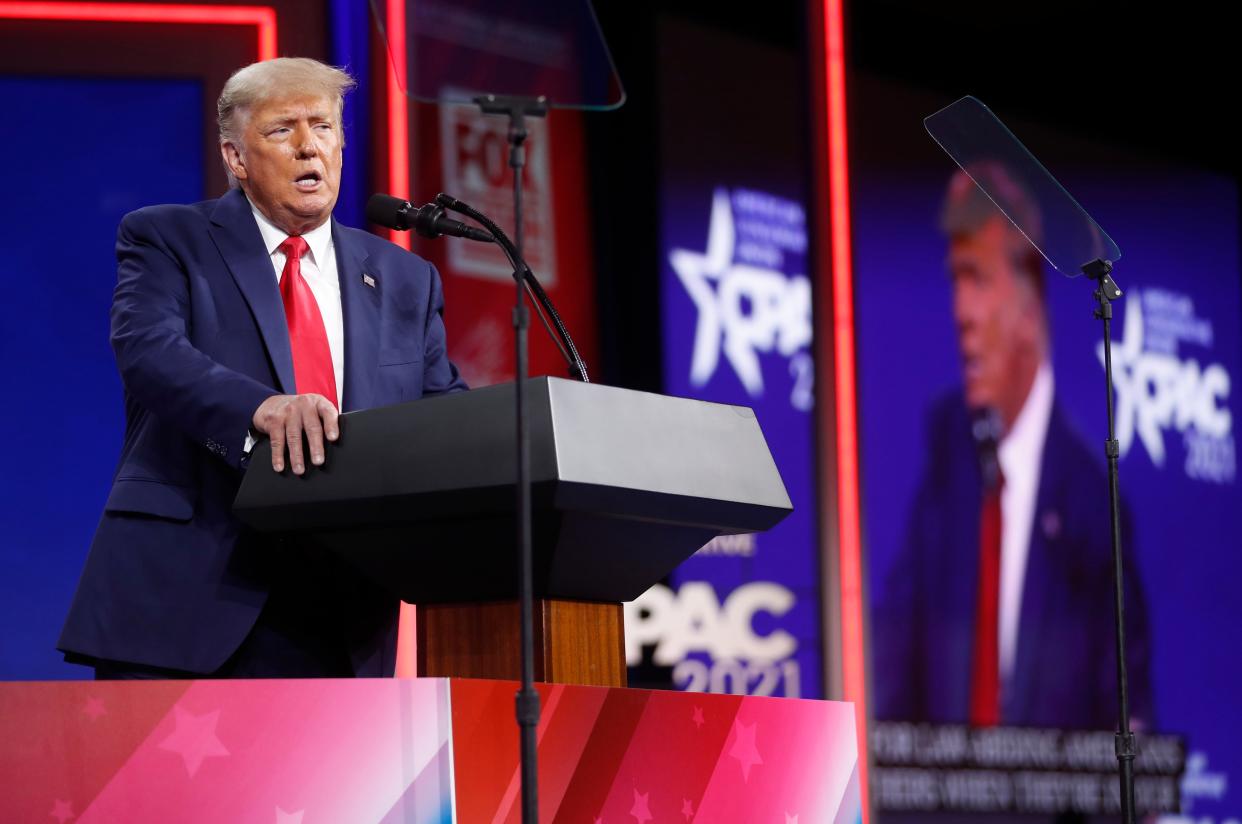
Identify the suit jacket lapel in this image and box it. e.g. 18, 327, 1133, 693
949, 438, 985, 718
209, 189, 296, 394
334, 221, 379, 413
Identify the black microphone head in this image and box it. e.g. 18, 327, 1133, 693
366, 193, 410, 230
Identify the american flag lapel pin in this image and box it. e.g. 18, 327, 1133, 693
362, 273, 377, 289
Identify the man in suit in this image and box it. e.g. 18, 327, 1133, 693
872, 165, 1152, 729
59, 58, 466, 679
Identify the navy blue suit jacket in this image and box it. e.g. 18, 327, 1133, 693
58, 188, 466, 675
873, 390, 1153, 729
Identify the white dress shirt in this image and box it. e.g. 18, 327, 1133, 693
996, 361, 1054, 685
250, 206, 346, 406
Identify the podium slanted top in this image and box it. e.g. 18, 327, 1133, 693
233, 378, 791, 602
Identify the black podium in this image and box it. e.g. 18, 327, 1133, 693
234, 377, 791, 685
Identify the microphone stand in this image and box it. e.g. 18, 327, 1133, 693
427, 96, 589, 824
1082, 258, 1137, 824
474, 92, 552, 824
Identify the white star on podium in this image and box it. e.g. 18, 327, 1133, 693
630, 789, 652, 824
158, 706, 229, 777
728, 720, 763, 782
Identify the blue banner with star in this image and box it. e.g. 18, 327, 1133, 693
623, 180, 821, 699
655, 183, 819, 700
622, 18, 824, 700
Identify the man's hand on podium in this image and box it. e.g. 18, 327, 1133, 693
252, 394, 340, 475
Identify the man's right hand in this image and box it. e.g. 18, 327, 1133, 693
252, 394, 339, 475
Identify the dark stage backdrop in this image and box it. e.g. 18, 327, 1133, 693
0, 76, 204, 679
854, 77, 1241, 823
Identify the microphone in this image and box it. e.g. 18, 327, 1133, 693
366, 194, 494, 243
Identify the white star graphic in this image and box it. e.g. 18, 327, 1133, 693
49, 799, 74, 823
670, 189, 735, 390
1102, 290, 1164, 463
786, 814, 799, 824
630, 789, 653, 824
728, 719, 763, 782
82, 696, 106, 721
275, 807, 305, 824
158, 706, 229, 777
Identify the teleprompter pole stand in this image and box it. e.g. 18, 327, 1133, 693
474, 93, 549, 824
1083, 258, 1138, 824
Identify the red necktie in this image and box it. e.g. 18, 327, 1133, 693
278, 236, 338, 408
970, 468, 1004, 726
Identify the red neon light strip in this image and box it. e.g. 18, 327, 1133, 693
822, 0, 870, 818
385, 0, 415, 675
0, 2, 278, 60
384, 0, 412, 251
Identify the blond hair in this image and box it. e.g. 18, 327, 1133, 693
941, 163, 1046, 298
217, 57, 356, 184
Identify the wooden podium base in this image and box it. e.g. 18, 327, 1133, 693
416, 599, 626, 687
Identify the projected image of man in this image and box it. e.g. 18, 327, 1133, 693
873, 164, 1153, 729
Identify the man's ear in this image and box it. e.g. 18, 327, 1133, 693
221, 140, 247, 182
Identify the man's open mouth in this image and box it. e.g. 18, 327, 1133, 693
294, 172, 322, 190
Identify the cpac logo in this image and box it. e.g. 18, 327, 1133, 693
669, 189, 812, 399
1105, 288, 1235, 483
623, 581, 796, 666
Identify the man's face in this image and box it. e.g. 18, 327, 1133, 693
948, 216, 1042, 421
221, 93, 342, 235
